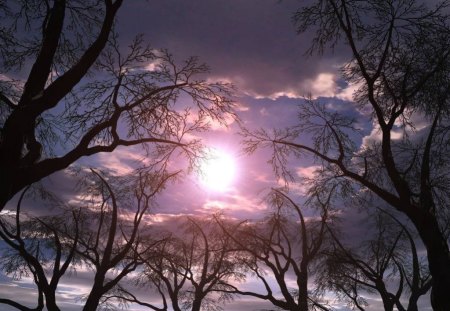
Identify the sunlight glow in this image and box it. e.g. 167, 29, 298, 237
200, 148, 236, 192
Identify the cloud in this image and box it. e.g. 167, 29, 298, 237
118, 1, 349, 101
336, 81, 360, 101
285, 165, 321, 195
0, 282, 43, 311
77, 145, 149, 175
302, 73, 337, 98
361, 123, 404, 148
296, 165, 321, 179
205, 113, 237, 131
200, 192, 267, 214
234, 102, 250, 112
235, 71, 359, 101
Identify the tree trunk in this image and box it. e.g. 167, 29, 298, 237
298, 271, 309, 311
82, 290, 103, 311
0, 146, 20, 211
423, 238, 450, 311
191, 294, 204, 311
410, 210, 450, 311
380, 295, 394, 311
375, 282, 395, 311
191, 300, 201, 311
407, 298, 419, 311
82, 277, 106, 311
44, 291, 60, 311
170, 294, 182, 311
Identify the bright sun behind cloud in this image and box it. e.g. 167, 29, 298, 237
200, 148, 236, 192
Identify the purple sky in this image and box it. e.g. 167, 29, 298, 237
0, 1, 434, 310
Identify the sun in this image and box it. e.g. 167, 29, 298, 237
200, 148, 236, 192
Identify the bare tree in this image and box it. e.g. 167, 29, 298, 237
177, 217, 244, 311
106, 235, 184, 311
320, 211, 431, 311
241, 1, 450, 308
112, 216, 245, 311
0, 168, 175, 311
0, 187, 81, 311
62, 169, 174, 311
0, 0, 234, 210
216, 189, 333, 311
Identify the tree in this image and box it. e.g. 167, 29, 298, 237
320, 210, 431, 311
0, 0, 234, 210
113, 216, 245, 311
241, 0, 450, 308
0, 187, 81, 311
216, 189, 332, 311
109, 235, 184, 311
170, 217, 244, 311
0, 168, 177, 311
67, 169, 172, 311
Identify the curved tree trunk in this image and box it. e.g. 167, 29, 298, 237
82, 290, 103, 311
410, 211, 450, 311
82, 277, 106, 311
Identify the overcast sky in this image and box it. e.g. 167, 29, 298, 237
0, 1, 433, 310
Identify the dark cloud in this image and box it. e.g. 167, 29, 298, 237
117, 0, 349, 98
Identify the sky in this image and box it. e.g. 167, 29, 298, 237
0, 1, 434, 310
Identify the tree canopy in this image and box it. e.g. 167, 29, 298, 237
0, 0, 235, 210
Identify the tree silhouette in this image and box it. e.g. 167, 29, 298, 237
0, 0, 234, 211
319, 210, 431, 311
113, 216, 245, 311
65, 169, 174, 311
0, 168, 179, 310
241, 1, 450, 308
216, 190, 332, 311
0, 187, 81, 311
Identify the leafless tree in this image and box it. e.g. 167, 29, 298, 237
0, 187, 81, 311
104, 235, 183, 311
111, 216, 245, 311
0, 167, 177, 311
319, 210, 431, 311
0, 0, 235, 210
63, 169, 174, 311
241, 1, 450, 308
216, 189, 333, 311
